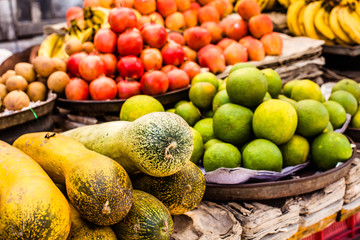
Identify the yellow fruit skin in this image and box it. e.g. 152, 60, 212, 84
329, 6, 355, 45
287, 0, 306, 36
337, 6, 360, 44
0, 140, 71, 239
302, 1, 323, 39
280, 134, 309, 167
13, 132, 133, 226
350, 108, 360, 128
314, 7, 336, 41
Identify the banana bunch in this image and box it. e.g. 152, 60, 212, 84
38, 33, 67, 58
83, 7, 110, 30
287, 0, 360, 45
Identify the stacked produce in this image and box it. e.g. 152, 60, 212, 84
0, 111, 206, 239
0, 57, 67, 112
167, 63, 355, 174
287, 0, 360, 45
34, 0, 284, 102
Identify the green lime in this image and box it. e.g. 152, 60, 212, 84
261, 68, 282, 98
279, 134, 309, 167
174, 100, 189, 108
329, 90, 358, 116
263, 92, 272, 102
278, 94, 297, 107
226, 67, 268, 108
282, 79, 300, 98
203, 143, 241, 172
189, 127, 204, 165
191, 72, 219, 90
120, 95, 164, 121
253, 99, 297, 145
212, 90, 230, 112
350, 108, 360, 128
323, 100, 347, 129
323, 121, 334, 133
189, 82, 217, 109
193, 118, 215, 143
175, 102, 201, 126
229, 62, 256, 74
166, 108, 176, 113
295, 99, 329, 138
290, 79, 323, 102
204, 138, 224, 150
213, 103, 253, 146
311, 132, 352, 170
332, 78, 360, 101
243, 139, 283, 172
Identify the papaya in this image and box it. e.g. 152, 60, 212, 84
0, 140, 71, 239
62, 112, 194, 177
13, 132, 133, 226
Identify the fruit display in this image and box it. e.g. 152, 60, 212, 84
167, 64, 354, 173
0, 111, 206, 239
34, 0, 285, 102
287, 0, 360, 45
0, 56, 67, 113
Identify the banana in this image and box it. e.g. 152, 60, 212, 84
38, 33, 60, 57
51, 35, 69, 59
329, 5, 355, 44
256, 0, 268, 10
314, 6, 336, 41
278, 0, 291, 8
337, 6, 360, 44
287, 0, 306, 36
302, 1, 323, 39
297, 2, 307, 36
265, 0, 277, 10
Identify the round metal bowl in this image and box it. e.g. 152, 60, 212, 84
203, 137, 357, 201
56, 86, 190, 114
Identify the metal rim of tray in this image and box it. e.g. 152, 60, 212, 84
56, 85, 190, 113
203, 137, 357, 202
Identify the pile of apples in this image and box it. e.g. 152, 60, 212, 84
64, 0, 283, 101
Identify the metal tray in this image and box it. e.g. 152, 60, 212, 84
203, 137, 357, 201
56, 86, 190, 114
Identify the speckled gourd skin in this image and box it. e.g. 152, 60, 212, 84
13, 132, 133, 226
112, 190, 173, 240
132, 161, 206, 215
0, 140, 71, 239
63, 112, 194, 177
67, 203, 117, 240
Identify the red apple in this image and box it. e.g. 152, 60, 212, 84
166, 33, 184, 46
117, 56, 144, 79
217, 38, 237, 50
79, 55, 105, 81
89, 76, 117, 100
140, 48, 163, 71
99, 53, 117, 77
236, 0, 261, 21
117, 79, 141, 99
239, 35, 266, 61
219, 14, 241, 32
117, 29, 143, 56
197, 5, 220, 24
137, 15, 151, 29
66, 6, 84, 28
183, 9, 198, 28
65, 77, 89, 100
114, 0, 134, 8
161, 42, 185, 66
149, 12, 165, 26
182, 46, 197, 61
260, 32, 283, 55
225, 18, 248, 41
140, 70, 169, 95
141, 23, 168, 49
161, 65, 178, 74
223, 43, 248, 65
157, 0, 177, 17
94, 28, 117, 53
175, 0, 191, 12
167, 69, 190, 91
180, 61, 201, 80
99, 0, 115, 8
184, 27, 212, 51
201, 21, 224, 43
198, 44, 225, 74
165, 12, 186, 31
133, 0, 156, 14
67, 52, 88, 77
83, 0, 100, 7
248, 14, 274, 39
108, 7, 137, 33
190, 2, 201, 9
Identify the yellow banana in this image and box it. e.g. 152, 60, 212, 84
256, 0, 268, 10
278, 0, 291, 8
50, 35, 65, 57
314, 6, 336, 41
265, 0, 277, 10
38, 33, 60, 57
297, 2, 307, 36
329, 5, 355, 44
51, 36, 69, 60
287, 0, 306, 36
303, 1, 323, 39
337, 6, 360, 44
